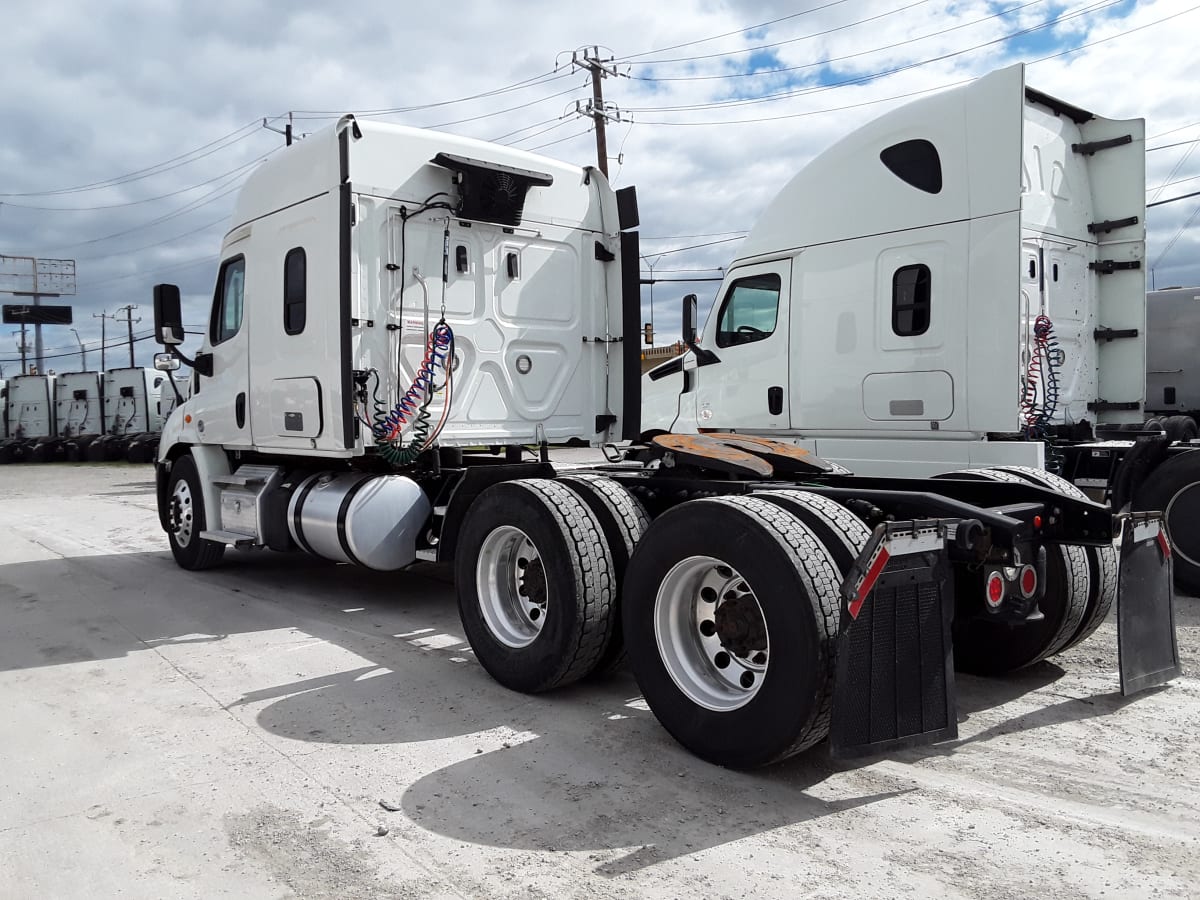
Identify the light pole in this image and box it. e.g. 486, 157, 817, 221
70, 328, 87, 371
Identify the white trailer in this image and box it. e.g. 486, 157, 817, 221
1146, 286, 1200, 424
0, 374, 55, 463
150, 85, 1177, 767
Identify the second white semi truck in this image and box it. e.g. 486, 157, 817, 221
149, 65, 1179, 767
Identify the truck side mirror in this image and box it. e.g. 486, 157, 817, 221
682, 293, 698, 346
153, 283, 184, 346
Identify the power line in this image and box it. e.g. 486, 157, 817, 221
289, 69, 573, 118
631, 0, 938, 70
1148, 138, 1200, 153
0, 154, 267, 212
0, 120, 265, 198
630, 3, 1198, 126
615, 0, 854, 62
623, 0, 1122, 114
630, 0, 1043, 81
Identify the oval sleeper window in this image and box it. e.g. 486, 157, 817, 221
880, 139, 942, 194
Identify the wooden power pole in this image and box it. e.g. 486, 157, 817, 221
570, 47, 625, 177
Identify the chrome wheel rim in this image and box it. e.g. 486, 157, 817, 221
171, 479, 194, 548
654, 555, 769, 712
476, 526, 547, 649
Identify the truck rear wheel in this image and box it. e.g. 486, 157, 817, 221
1132, 450, 1200, 596
558, 474, 650, 675
751, 489, 871, 575
622, 495, 841, 768
992, 465, 1118, 649
1162, 415, 1199, 443
165, 454, 225, 570
455, 479, 616, 693
938, 468, 1088, 673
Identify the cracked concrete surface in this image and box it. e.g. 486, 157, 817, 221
0, 461, 1197, 899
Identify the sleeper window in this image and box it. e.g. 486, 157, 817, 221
892, 264, 931, 336
284, 247, 306, 335
714, 273, 781, 348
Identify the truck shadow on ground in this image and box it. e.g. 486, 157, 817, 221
3, 548, 1189, 875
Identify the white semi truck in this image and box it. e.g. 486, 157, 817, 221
151, 66, 1179, 767
643, 64, 1200, 597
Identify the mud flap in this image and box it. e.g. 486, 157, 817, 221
830, 522, 958, 759
1117, 514, 1180, 696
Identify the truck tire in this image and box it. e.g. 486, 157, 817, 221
455, 479, 616, 693
1161, 415, 1198, 444
622, 495, 841, 768
1131, 450, 1200, 596
750, 489, 871, 575
992, 465, 1118, 650
937, 468, 1089, 672
558, 474, 650, 675
165, 454, 225, 570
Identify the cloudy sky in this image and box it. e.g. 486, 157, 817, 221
1, 0, 1196, 374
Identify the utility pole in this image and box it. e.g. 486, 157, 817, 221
70, 327, 87, 370
11, 329, 30, 375
93, 309, 118, 371
569, 47, 626, 177
263, 112, 294, 146
117, 304, 141, 367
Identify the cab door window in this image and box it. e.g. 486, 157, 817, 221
714, 273, 781, 347
211, 256, 246, 345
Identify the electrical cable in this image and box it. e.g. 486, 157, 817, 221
623, 0, 1121, 114
0, 154, 268, 212
615, 0, 854, 62
630, 0, 943, 71
289, 70, 572, 118
1020, 314, 1060, 436
627, 2, 1196, 126
0, 121, 265, 197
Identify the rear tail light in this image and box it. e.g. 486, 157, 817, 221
985, 571, 1005, 608
1018, 564, 1038, 599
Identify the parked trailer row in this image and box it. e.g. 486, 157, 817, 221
147, 64, 1180, 767
0, 367, 179, 464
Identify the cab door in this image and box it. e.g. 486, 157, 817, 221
694, 260, 791, 430
189, 251, 251, 447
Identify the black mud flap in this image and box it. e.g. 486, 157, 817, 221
1117, 513, 1180, 696
830, 522, 958, 759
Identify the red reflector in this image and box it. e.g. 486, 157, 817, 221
986, 572, 1005, 607
1033, 515, 1043, 529
1020, 565, 1037, 597
1157, 529, 1171, 560
848, 546, 891, 620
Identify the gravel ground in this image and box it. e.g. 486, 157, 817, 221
0, 461, 1197, 899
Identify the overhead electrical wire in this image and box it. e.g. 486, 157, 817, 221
615, 0, 855, 62
0, 154, 268, 212
631, 0, 1045, 81
289, 69, 573, 119
628, 3, 1199, 126
623, 0, 1123, 114
631, 0, 939, 70
0, 120, 266, 197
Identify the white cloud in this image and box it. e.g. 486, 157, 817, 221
0, 0, 1195, 369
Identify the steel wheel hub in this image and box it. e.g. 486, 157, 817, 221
476, 526, 547, 648
654, 556, 770, 712
171, 479, 194, 548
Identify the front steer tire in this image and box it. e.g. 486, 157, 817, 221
165, 454, 225, 571
622, 495, 842, 769
455, 479, 616, 693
